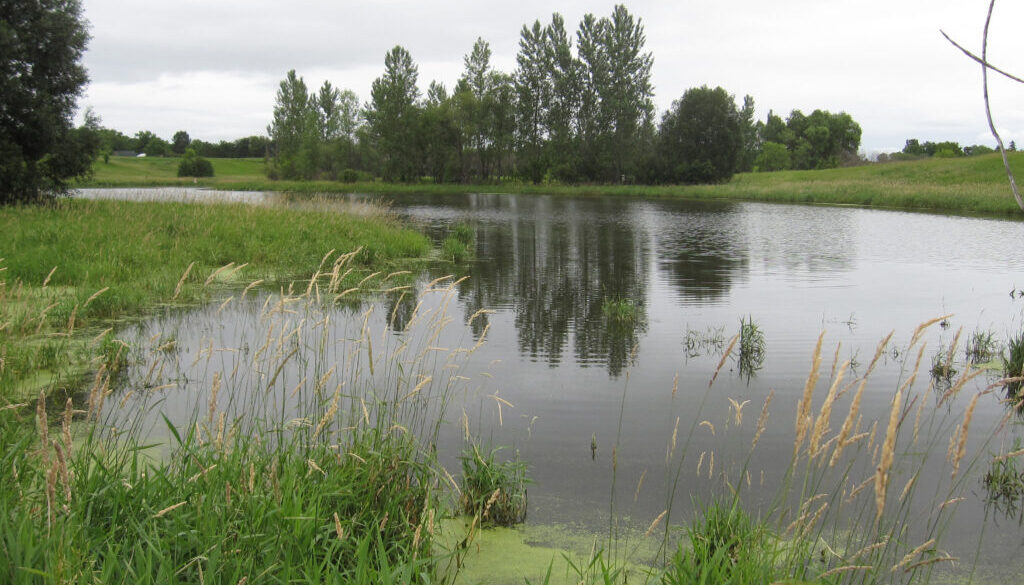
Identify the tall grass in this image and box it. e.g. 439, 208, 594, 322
0, 198, 430, 399
1, 264, 495, 584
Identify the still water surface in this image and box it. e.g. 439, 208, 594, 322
87, 189, 1024, 581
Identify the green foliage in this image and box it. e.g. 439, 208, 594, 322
983, 440, 1024, 515
930, 345, 958, 384
664, 499, 778, 585
601, 297, 640, 324
365, 46, 422, 182
459, 443, 529, 526
759, 108, 861, 171
0, 0, 97, 204
441, 237, 472, 262
657, 86, 742, 184
176, 148, 215, 177
1004, 331, 1024, 400
737, 315, 765, 379
171, 130, 191, 155
755, 141, 792, 172
965, 328, 999, 364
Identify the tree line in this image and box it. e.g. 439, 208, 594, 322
267, 5, 864, 185
95, 128, 268, 160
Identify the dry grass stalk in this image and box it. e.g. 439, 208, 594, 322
53, 441, 70, 509
401, 375, 433, 401
939, 497, 965, 510
899, 475, 917, 503
810, 360, 848, 460
994, 448, 1024, 462
62, 398, 73, 460
850, 536, 890, 561
333, 512, 345, 541
910, 314, 952, 348
306, 459, 326, 477
751, 391, 773, 449
728, 398, 751, 427
667, 416, 680, 463
699, 420, 715, 436
709, 334, 739, 388
173, 262, 195, 300
314, 384, 342, 439
207, 372, 221, 427
645, 510, 668, 537
939, 367, 986, 406
241, 279, 264, 299
634, 469, 647, 502
951, 391, 982, 478
874, 387, 903, 523
153, 501, 187, 518
903, 555, 958, 572
42, 266, 57, 288
891, 538, 936, 572
696, 451, 706, 476
204, 262, 235, 286
36, 391, 50, 469
830, 378, 866, 467
819, 565, 874, 579
794, 332, 825, 459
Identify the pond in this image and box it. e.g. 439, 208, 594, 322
86, 189, 1024, 582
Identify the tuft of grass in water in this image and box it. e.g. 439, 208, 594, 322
736, 315, 765, 379
983, 440, 1024, 517
601, 298, 640, 324
683, 325, 725, 358
451, 222, 474, 246
459, 442, 529, 527
440, 222, 475, 263
664, 499, 778, 585
965, 328, 999, 364
930, 345, 958, 384
1003, 331, 1024, 401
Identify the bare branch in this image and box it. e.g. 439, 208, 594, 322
940, 30, 1024, 85
945, 0, 1023, 212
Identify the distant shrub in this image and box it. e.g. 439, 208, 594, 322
177, 148, 215, 178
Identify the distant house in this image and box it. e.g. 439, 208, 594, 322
112, 150, 138, 157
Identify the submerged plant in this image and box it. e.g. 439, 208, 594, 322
459, 442, 529, 527
930, 345, 958, 384
683, 325, 726, 358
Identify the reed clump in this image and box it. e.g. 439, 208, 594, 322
459, 442, 530, 527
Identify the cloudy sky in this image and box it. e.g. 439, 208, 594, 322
78, 0, 1024, 154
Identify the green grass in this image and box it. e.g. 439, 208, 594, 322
601, 298, 641, 324
736, 315, 766, 379
459, 443, 529, 527
0, 198, 430, 399
79, 153, 1024, 217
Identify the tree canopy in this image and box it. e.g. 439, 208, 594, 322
1, 0, 99, 204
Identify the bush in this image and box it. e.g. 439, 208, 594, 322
177, 149, 215, 178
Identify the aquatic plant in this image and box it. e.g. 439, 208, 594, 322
736, 315, 765, 379
983, 440, 1024, 516
459, 442, 530, 527
930, 343, 958, 384
682, 325, 725, 358
965, 327, 999, 364
601, 298, 640, 324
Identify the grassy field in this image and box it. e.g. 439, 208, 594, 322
79, 153, 1024, 217
0, 198, 430, 400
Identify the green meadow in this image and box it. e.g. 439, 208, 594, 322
80, 153, 1024, 217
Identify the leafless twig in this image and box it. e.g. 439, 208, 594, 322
942, 0, 1024, 212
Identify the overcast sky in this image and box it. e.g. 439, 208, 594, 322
77, 0, 1024, 154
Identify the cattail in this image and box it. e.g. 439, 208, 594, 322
951, 392, 981, 478
752, 391, 773, 449
830, 378, 865, 467
874, 388, 903, 523
794, 332, 825, 458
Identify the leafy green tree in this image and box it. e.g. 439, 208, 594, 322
171, 130, 190, 155
176, 147, 214, 177
1, 0, 97, 204
656, 86, 741, 184
365, 46, 422, 182
544, 13, 581, 181
755, 141, 791, 171
736, 95, 758, 173
600, 5, 654, 181
514, 19, 550, 182
267, 70, 314, 179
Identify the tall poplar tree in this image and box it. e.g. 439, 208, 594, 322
365, 46, 422, 181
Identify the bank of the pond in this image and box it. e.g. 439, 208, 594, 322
0, 197, 431, 400
78, 153, 1024, 217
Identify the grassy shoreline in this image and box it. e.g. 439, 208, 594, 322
78, 153, 1024, 218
